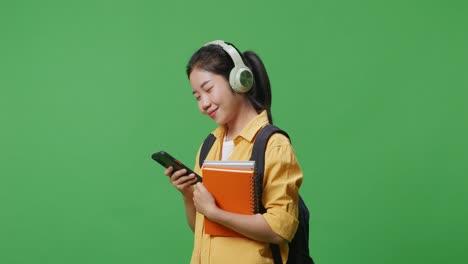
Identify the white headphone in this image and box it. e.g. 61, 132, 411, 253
204, 40, 254, 93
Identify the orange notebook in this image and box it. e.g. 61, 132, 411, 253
202, 160, 256, 237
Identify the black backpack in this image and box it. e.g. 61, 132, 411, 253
199, 124, 314, 264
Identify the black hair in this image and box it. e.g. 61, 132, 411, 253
186, 42, 273, 124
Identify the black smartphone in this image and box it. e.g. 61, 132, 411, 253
151, 151, 202, 183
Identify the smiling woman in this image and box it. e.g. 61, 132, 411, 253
159, 40, 311, 264
189, 68, 259, 135
187, 41, 272, 140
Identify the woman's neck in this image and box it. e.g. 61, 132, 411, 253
225, 102, 259, 141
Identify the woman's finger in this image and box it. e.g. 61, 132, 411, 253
170, 169, 188, 182
164, 166, 174, 176
173, 174, 195, 186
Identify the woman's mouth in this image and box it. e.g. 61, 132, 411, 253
208, 110, 217, 118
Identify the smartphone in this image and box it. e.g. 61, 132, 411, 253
151, 151, 202, 183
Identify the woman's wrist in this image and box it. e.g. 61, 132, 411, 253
205, 205, 222, 222
182, 190, 194, 202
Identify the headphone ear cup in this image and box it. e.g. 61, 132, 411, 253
203, 40, 254, 93
230, 67, 254, 93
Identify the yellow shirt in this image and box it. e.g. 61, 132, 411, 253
190, 111, 303, 264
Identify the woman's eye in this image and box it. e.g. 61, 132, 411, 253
206, 87, 213, 93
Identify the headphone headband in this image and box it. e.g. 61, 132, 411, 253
203, 40, 254, 93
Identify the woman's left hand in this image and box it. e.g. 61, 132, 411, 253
193, 182, 218, 219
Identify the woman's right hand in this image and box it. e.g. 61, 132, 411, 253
164, 166, 198, 197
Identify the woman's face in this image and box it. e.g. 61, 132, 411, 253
190, 68, 243, 125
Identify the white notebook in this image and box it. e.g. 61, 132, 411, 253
203, 160, 255, 169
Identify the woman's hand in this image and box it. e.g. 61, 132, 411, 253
164, 166, 198, 198
193, 182, 219, 218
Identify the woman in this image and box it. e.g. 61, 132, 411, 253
165, 40, 303, 263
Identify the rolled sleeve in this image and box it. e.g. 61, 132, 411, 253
261, 135, 303, 242
263, 206, 299, 241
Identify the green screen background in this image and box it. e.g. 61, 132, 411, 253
1, 0, 467, 263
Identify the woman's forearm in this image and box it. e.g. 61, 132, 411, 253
208, 209, 287, 244
182, 193, 196, 232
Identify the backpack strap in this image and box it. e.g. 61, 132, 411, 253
250, 124, 290, 264
251, 124, 290, 214
199, 133, 217, 168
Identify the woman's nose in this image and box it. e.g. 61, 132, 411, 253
201, 96, 211, 110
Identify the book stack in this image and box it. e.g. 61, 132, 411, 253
202, 160, 256, 237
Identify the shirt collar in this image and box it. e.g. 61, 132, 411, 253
211, 110, 270, 143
